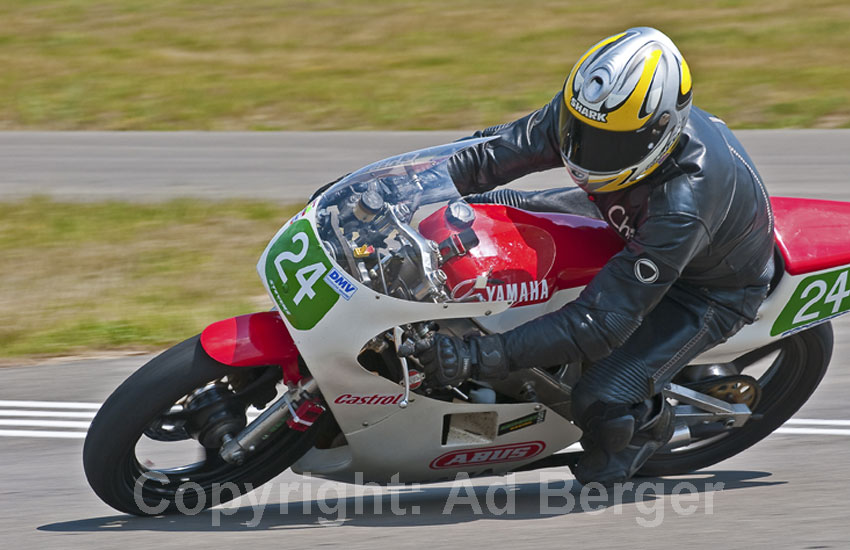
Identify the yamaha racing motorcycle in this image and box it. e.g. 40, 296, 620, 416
84, 138, 844, 515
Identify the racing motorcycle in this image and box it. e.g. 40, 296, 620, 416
84, 138, 846, 515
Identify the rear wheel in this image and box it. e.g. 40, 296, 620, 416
83, 335, 325, 515
639, 322, 833, 476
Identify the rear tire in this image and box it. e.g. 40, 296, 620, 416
83, 335, 324, 515
638, 322, 832, 476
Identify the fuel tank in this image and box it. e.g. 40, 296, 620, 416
418, 203, 623, 308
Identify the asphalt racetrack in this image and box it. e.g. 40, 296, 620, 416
1, 131, 850, 549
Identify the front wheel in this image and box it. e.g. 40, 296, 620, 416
83, 335, 325, 515
639, 321, 833, 476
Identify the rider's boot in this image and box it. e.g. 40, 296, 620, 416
570, 397, 673, 486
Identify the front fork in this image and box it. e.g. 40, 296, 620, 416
219, 377, 324, 465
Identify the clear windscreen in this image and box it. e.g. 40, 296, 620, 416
315, 138, 494, 303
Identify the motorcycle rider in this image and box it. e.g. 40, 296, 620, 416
416, 27, 775, 485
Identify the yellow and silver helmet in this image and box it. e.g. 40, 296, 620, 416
559, 27, 693, 193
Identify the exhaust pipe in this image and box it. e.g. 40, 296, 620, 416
666, 421, 692, 449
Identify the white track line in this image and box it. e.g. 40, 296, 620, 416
0, 400, 101, 409
0, 429, 86, 439
0, 410, 97, 418
774, 427, 850, 436
0, 419, 92, 429
784, 418, 850, 427
1, 399, 849, 440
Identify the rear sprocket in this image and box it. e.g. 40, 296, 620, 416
685, 374, 762, 409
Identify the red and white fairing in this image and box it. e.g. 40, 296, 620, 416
199, 137, 850, 484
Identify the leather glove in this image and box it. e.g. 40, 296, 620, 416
465, 187, 602, 218
416, 334, 511, 388
464, 189, 529, 208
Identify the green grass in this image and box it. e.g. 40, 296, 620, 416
1, 0, 849, 130
0, 198, 299, 358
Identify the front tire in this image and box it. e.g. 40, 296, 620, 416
639, 322, 832, 476
83, 335, 323, 515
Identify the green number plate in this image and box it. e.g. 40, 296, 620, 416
772, 266, 850, 336
264, 219, 338, 330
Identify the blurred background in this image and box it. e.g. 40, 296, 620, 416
2, 0, 849, 130
1, 0, 849, 359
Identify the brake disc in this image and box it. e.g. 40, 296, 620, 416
143, 408, 191, 442
687, 374, 762, 410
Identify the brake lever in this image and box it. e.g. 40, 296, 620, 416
393, 326, 411, 409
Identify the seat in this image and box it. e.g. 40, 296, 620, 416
771, 196, 850, 275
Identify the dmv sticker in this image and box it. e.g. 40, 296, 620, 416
324, 267, 358, 301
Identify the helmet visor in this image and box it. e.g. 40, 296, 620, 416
559, 109, 659, 174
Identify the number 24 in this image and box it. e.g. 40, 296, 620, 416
793, 270, 850, 325
273, 231, 327, 306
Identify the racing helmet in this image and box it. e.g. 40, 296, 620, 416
559, 27, 693, 193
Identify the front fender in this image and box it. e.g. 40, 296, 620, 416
200, 311, 301, 383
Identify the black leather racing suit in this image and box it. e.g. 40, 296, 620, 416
447, 93, 775, 417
